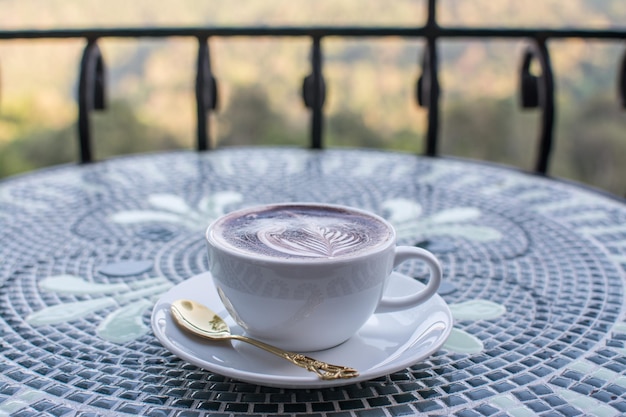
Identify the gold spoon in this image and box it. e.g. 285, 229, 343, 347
170, 299, 359, 380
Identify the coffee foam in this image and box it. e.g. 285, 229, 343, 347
211, 205, 392, 260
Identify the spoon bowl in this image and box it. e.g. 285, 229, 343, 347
170, 299, 359, 380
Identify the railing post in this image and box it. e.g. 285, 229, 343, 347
518, 39, 555, 174
615, 49, 624, 211
417, 0, 440, 157
424, 38, 440, 157
302, 36, 325, 149
77, 39, 106, 163
196, 36, 218, 151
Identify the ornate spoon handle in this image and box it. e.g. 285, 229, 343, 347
232, 335, 359, 380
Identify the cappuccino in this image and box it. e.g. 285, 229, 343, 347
210, 204, 393, 260
205, 202, 443, 351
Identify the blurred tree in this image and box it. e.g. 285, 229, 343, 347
0, 100, 180, 178
216, 85, 305, 147
440, 97, 537, 170
1, 87, 624, 198
556, 96, 626, 196
216, 85, 391, 149
90, 99, 181, 158
326, 111, 387, 149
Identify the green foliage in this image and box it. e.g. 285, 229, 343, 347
215, 85, 412, 151
554, 96, 626, 196
326, 111, 388, 149
0, 100, 180, 178
440, 97, 537, 169
2, 88, 625, 197
216, 86, 306, 147
0, 127, 77, 178
1, 1, 625, 196
89, 100, 181, 157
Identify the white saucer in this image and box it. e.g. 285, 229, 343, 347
151, 272, 452, 389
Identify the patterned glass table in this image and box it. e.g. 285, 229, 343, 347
1, 148, 625, 416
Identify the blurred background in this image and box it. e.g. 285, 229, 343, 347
0, 0, 625, 195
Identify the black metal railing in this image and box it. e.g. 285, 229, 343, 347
1, 0, 625, 174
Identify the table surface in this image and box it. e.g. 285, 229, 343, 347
1, 148, 625, 417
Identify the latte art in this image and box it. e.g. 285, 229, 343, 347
257, 224, 370, 258
211, 204, 393, 260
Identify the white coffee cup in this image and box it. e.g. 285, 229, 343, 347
205, 203, 442, 351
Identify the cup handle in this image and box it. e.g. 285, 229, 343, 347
374, 246, 442, 314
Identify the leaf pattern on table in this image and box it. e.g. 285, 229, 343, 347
382, 199, 502, 242
110, 191, 244, 229
0, 389, 47, 416
27, 298, 116, 326
490, 394, 537, 417
555, 388, 620, 417
443, 300, 506, 354
97, 299, 154, 343
450, 299, 507, 321
442, 328, 484, 354
27, 268, 172, 344
38, 275, 131, 295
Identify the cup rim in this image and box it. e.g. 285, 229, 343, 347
205, 202, 397, 265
